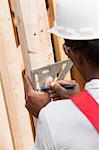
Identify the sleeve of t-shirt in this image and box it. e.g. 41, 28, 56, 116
33, 108, 55, 150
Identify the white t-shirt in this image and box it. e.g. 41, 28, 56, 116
33, 79, 99, 150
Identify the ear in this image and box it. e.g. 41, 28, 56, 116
69, 50, 84, 67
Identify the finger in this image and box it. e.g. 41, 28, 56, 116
24, 83, 28, 101
24, 90, 28, 101
27, 75, 33, 85
53, 97, 62, 101
25, 100, 34, 112
66, 80, 78, 86
50, 93, 58, 99
56, 80, 70, 85
24, 74, 33, 93
25, 103, 38, 118
56, 80, 77, 86
51, 82, 66, 97
45, 77, 53, 87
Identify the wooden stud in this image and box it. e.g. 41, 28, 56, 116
0, 0, 34, 149
0, 74, 14, 150
10, 0, 54, 72
10, 0, 54, 136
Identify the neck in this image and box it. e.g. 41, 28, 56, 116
79, 59, 99, 82
84, 69, 99, 82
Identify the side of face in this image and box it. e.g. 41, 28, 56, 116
68, 49, 87, 80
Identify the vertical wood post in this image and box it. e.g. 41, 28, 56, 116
0, 75, 14, 150
10, 0, 54, 137
0, 0, 34, 149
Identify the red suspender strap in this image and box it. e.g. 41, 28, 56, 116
71, 90, 99, 132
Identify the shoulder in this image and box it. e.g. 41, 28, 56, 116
38, 100, 99, 150
38, 100, 83, 132
38, 99, 97, 134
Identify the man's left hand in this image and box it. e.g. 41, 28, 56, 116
24, 75, 50, 118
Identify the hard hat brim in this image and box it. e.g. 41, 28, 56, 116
49, 26, 99, 40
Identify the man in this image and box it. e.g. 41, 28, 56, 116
24, 0, 99, 149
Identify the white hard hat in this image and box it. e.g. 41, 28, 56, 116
49, 0, 99, 40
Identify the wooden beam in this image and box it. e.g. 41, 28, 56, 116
0, 0, 34, 149
0, 74, 14, 150
10, 0, 54, 72
10, 0, 54, 135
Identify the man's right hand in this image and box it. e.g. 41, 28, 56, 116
49, 80, 80, 101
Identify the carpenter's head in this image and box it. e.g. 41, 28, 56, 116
49, 0, 99, 80
63, 39, 99, 80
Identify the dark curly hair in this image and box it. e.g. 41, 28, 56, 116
64, 39, 99, 68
